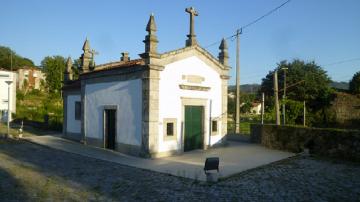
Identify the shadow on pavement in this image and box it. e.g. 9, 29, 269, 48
0, 165, 29, 201
0, 139, 191, 201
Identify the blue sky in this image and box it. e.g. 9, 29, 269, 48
1, 0, 359, 84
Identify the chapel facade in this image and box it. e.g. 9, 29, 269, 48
62, 7, 230, 158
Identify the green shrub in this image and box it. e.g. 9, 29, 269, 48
15, 91, 63, 131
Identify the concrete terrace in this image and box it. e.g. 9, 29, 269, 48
24, 135, 294, 181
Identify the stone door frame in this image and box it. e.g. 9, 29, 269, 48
103, 105, 118, 149
180, 97, 209, 152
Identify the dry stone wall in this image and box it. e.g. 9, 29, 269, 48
331, 92, 360, 129
251, 124, 360, 162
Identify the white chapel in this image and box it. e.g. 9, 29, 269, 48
62, 7, 230, 158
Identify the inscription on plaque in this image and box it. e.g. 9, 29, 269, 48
182, 75, 205, 84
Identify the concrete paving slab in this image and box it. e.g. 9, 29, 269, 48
24, 135, 295, 181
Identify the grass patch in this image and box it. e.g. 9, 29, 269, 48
0, 123, 20, 137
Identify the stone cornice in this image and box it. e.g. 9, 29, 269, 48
179, 84, 211, 91
147, 64, 164, 71
220, 75, 231, 80
62, 80, 81, 91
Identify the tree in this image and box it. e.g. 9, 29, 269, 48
41, 56, 66, 95
260, 59, 333, 110
349, 71, 360, 94
240, 102, 252, 113
72, 58, 81, 80
228, 91, 257, 116
283, 99, 304, 125
0, 46, 34, 70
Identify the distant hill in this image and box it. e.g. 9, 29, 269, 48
331, 81, 349, 90
229, 84, 261, 93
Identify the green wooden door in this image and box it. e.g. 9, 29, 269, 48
184, 106, 203, 151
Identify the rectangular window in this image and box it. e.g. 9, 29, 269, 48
166, 123, 174, 136
163, 118, 177, 141
75, 101, 81, 120
211, 120, 218, 135
212, 121, 217, 132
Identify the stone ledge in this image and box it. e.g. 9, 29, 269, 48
179, 84, 210, 91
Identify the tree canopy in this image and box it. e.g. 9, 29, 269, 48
0, 46, 34, 70
260, 59, 333, 110
41, 56, 66, 95
349, 71, 360, 94
228, 91, 257, 115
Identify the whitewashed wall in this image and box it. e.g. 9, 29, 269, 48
85, 79, 142, 146
66, 95, 81, 134
0, 71, 16, 122
158, 56, 223, 152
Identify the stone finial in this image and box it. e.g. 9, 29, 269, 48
66, 57, 73, 71
82, 38, 90, 51
218, 38, 229, 66
121, 52, 130, 62
143, 14, 158, 55
146, 14, 157, 33
185, 7, 199, 47
64, 57, 73, 81
80, 38, 92, 73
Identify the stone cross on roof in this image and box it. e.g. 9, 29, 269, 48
185, 7, 199, 47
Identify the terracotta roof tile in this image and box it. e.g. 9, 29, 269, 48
82, 59, 145, 75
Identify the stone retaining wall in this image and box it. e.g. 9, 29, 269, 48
330, 92, 360, 129
250, 124, 360, 161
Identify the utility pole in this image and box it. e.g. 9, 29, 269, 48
303, 100, 306, 127
281, 67, 288, 125
235, 29, 242, 134
10, 52, 13, 71
261, 92, 264, 124
273, 71, 280, 125
5, 80, 13, 138
208, 99, 212, 148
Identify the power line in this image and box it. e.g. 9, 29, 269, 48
322, 57, 360, 67
241, 0, 291, 30
205, 0, 292, 48
204, 35, 235, 50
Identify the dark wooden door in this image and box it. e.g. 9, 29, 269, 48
105, 109, 116, 150
184, 106, 203, 151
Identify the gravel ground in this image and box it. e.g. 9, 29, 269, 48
0, 138, 359, 201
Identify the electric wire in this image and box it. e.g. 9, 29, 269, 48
322, 57, 360, 67
204, 0, 292, 49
